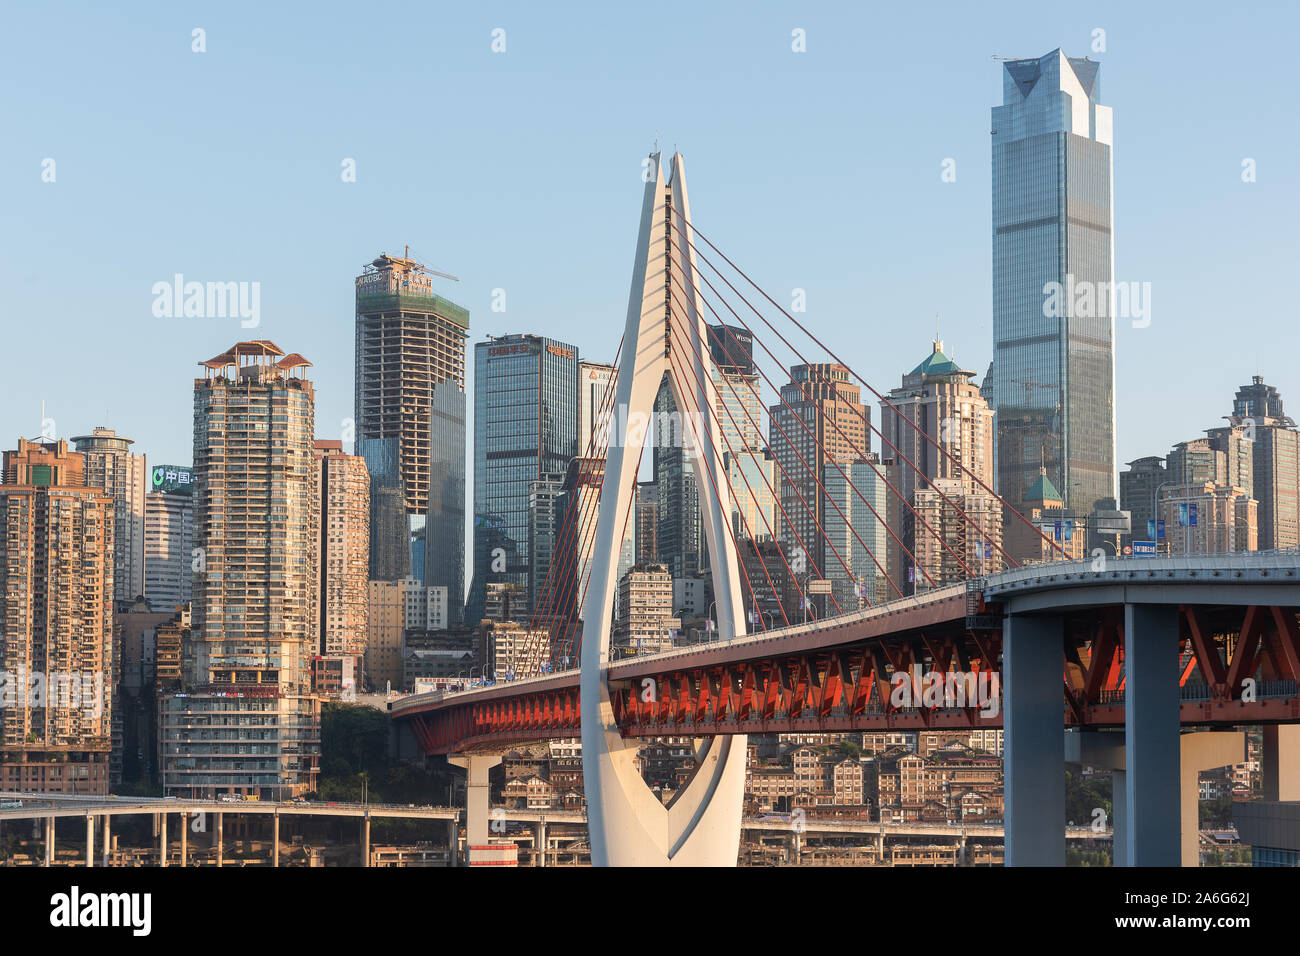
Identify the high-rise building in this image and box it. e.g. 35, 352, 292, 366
1119, 456, 1167, 543
0, 438, 114, 793
1221, 376, 1300, 551
770, 363, 868, 583
635, 482, 659, 564
1158, 483, 1257, 555
528, 472, 566, 620
313, 441, 370, 684
654, 378, 702, 579
992, 49, 1116, 539
469, 334, 579, 623
425, 381, 466, 622
161, 341, 320, 799
822, 455, 890, 608
614, 564, 678, 656
578, 361, 617, 453
357, 436, 409, 582
879, 340, 999, 583
355, 252, 469, 585
143, 464, 194, 613
72, 426, 147, 602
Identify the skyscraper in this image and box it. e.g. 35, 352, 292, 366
992, 49, 1116, 548
879, 340, 1001, 583
769, 363, 868, 584
469, 334, 579, 624
578, 361, 617, 453
654, 378, 701, 580
313, 440, 370, 686
425, 380, 466, 622
1222, 375, 1299, 550
355, 252, 469, 583
161, 341, 320, 799
72, 426, 146, 603
0, 439, 114, 793
143, 464, 194, 613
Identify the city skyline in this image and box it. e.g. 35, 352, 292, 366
3, 2, 1300, 885
4, 4, 1296, 483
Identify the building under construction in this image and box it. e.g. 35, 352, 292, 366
355, 252, 469, 606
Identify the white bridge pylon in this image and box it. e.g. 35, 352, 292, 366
580, 152, 748, 866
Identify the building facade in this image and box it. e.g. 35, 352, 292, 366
72, 426, 147, 603
769, 363, 868, 586
355, 252, 469, 585
143, 466, 194, 613
470, 334, 579, 623
162, 341, 321, 799
992, 49, 1116, 545
313, 441, 370, 683
0, 439, 114, 794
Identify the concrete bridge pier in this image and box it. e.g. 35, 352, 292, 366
85, 813, 94, 867
1180, 732, 1245, 866
534, 820, 547, 867
1123, 604, 1181, 866
180, 813, 188, 867
44, 816, 54, 864
272, 812, 280, 867
1003, 612, 1065, 865
1065, 730, 1127, 860
449, 753, 502, 858
1263, 725, 1300, 800
361, 813, 370, 867
159, 812, 168, 867
216, 812, 223, 868
1067, 727, 1244, 868
102, 814, 111, 867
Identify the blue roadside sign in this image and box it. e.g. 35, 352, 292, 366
1132, 540, 1157, 557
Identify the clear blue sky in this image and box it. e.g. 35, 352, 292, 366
3, 0, 1297, 477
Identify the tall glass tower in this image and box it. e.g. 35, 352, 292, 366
992, 49, 1115, 548
468, 334, 578, 624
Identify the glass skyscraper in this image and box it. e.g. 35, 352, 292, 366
992, 49, 1116, 543
468, 334, 579, 624
425, 381, 466, 623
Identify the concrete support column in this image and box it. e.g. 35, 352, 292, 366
448, 753, 502, 854
1111, 770, 1127, 861
44, 817, 54, 865
1003, 612, 1065, 865
180, 813, 188, 867
361, 813, 370, 868
1123, 603, 1181, 866
1065, 730, 1127, 865
876, 829, 884, 862
102, 815, 111, 867
272, 813, 280, 868
159, 812, 168, 868
85, 813, 94, 867
216, 812, 223, 868
535, 821, 546, 867
1263, 725, 1300, 801
1180, 732, 1245, 867
446, 818, 458, 865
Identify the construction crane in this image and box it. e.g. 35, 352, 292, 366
368, 245, 460, 282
